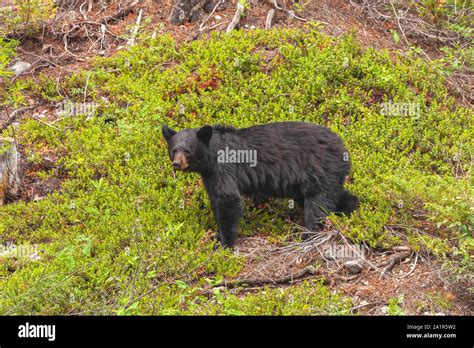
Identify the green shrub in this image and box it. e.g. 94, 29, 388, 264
0, 27, 472, 314
0, 0, 56, 37
0, 39, 18, 78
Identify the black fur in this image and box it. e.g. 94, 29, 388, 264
162, 121, 359, 248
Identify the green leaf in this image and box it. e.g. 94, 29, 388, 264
392, 30, 400, 44
175, 280, 188, 289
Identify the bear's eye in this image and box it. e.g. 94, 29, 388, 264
183, 149, 191, 155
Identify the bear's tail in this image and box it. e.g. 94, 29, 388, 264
336, 190, 360, 216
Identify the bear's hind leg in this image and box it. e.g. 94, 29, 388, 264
303, 195, 326, 232
302, 191, 336, 239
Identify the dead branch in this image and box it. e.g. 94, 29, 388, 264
79, 1, 88, 21
62, 24, 85, 60
389, 0, 409, 45
1, 107, 35, 131
287, 10, 307, 22
101, 0, 139, 25
379, 251, 412, 274
272, 0, 282, 10
269, 0, 307, 22
32, 116, 61, 130
217, 265, 321, 288
349, 301, 379, 314
226, 1, 245, 33
350, 0, 461, 44
199, 0, 224, 32
402, 252, 418, 277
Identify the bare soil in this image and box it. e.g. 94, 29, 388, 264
232, 229, 472, 315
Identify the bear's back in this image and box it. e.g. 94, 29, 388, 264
210, 122, 350, 198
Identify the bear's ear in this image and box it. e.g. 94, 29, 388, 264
162, 125, 176, 141
197, 125, 213, 146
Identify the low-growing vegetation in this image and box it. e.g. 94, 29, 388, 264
0, 24, 472, 314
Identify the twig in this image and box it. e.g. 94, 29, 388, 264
79, 1, 88, 21
270, 0, 307, 22
32, 116, 60, 130
349, 301, 378, 314
208, 22, 224, 30
101, 0, 138, 25
389, 0, 409, 45
1, 107, 35, 131
18, 48, 64, 69
401, 252, 418, 278
80, 21, 118, 37
272, 0, 282, 10
62, 24, 85, 61
199, 0, 224, 32
287, 10, 307, 22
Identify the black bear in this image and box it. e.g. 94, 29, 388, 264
162, 121, 359, 248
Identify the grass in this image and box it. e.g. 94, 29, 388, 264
0, 27, 472, 315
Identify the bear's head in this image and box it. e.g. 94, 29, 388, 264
162, 125, 213, 173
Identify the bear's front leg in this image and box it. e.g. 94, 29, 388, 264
214, 194, 242, 248
208, 198, 221, 242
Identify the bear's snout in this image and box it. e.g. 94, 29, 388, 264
172, 151, 189, 170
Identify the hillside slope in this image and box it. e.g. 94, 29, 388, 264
0, 26, 472, 315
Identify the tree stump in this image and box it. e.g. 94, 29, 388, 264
169, 0, 216, 25
0, 137, 20, 205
